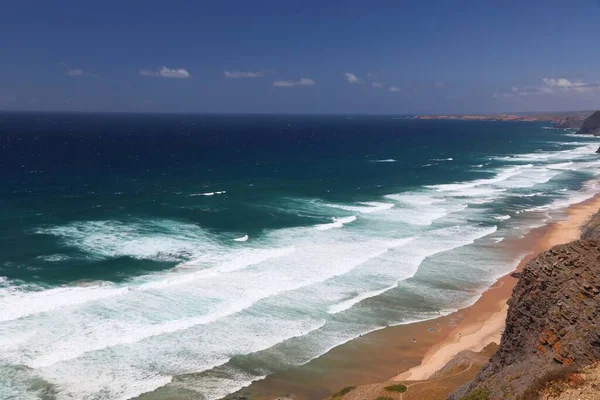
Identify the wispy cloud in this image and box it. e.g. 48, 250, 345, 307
224, 71, 264, 78
140, 66, 191, 79
60, 63, 93, 77
371, 82, 383, 88
389, 86, 402, 92
67, 69, 85, 77
494, 77, 600, 99
273, 78, 315, 87
345, 72, 362, 84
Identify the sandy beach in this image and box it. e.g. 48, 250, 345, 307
232, 193, 600, 400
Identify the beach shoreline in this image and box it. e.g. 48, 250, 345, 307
394, 193, 600, 382
230, 193, 600, 400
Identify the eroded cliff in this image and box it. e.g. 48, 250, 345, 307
450, 239, 600, 400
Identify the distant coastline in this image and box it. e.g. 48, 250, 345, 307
413, 111, 592, 123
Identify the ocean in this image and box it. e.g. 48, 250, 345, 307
1, 112, 599, 400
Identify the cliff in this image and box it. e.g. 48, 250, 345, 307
576, 110, 600, 136
552, 116, 585, 129
449, 239, 600, 400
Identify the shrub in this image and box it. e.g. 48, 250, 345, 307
332, 386, 356, 398
459, 387, 491, 400
521, 366, 578, 400
384, 384, 407, 393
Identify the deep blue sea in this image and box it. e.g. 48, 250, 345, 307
1, 112, 600, 399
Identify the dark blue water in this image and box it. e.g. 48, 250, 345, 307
1, 112, 599, 400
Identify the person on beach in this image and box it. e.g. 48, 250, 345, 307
412, 338, 417, 344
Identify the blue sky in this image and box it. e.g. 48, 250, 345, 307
1, 0, 600, 114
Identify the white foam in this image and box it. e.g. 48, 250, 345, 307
512, 192, 543, 198
371, 159, 396, 163
0, 283, 128, 323
35, 220, 219, 262
328, 283, 398, 314
189, 191, 226, 197
36, 254, 71, 262
315, 215, 358, 230
0, 246, 297, 322
329, 202, 394, 214
383, 193, 465, 225
233, 235, 249, 242
494, 215, 511, 221
137, 246, 297, 291
565, 133, 599, 139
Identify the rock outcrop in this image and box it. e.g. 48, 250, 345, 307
552, 116, 585, 129
576, 110, 600, 136
450, 239, 600, 400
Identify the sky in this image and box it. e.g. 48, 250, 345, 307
1, 0, 600, 114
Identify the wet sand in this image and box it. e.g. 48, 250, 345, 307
231, 194, 600, 400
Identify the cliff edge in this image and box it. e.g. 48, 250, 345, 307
576, 110, 600, 136
449, 239, 600, 400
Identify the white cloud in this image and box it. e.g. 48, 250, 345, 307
297, 78, 315, 85
542, 78, 574, 88
140, 66, 191, 79
371, 82, 383, 88
541, 77, 600, 93
60, 63, 93, 77
345, 72, 362, 84
273, 78, 315, 87
224, 71, 263, 78
496, 77, 600, 99
67, 69, 85, 76
389, 86, 402, 92
273, 80, 295, 87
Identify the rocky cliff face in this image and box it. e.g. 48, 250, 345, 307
576, 110, 600, 136
450, 239, 600, 400
553, 116, 585, 129
582, 212, 600, 240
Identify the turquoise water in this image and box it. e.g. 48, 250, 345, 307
1, 113, 599, 399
